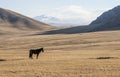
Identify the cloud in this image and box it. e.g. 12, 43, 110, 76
55, 6, 94, 19
33, 5, 106, 25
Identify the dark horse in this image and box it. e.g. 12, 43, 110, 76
29, 48, 44, 59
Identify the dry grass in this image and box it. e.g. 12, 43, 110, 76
0, 30, 120, 77
0, 50, 120, 77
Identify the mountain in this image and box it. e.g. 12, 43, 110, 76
34, 15, 62, 26
0, 8, 54, 34
34, 15, 81, 27
89, 5, 120, 31
41, 5, 120, 34
34, 15, 60, 22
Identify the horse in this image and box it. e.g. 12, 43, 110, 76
29, 48, 44, 59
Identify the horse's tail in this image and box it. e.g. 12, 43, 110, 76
29, 50, 32, 58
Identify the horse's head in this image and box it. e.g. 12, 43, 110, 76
39, 48, 44, 52
41, 48, 44, 52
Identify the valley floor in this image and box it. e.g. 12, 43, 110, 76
0, 30, 120, 77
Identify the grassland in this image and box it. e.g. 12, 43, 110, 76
0, 30, 120, 77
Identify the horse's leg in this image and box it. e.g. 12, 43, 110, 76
30, 53, 33, 59
31, 54, 33, 59
29, 51, 32, 59
36, 53, 39, 59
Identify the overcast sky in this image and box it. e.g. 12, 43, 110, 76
0, 0, 119, 25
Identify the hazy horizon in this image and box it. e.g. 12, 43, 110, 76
0, 0, 119, 26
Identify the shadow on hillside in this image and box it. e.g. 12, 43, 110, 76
30, 26, 120, 35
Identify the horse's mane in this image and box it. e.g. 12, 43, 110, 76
37, 48, 43, 50
30, 48, 43, 51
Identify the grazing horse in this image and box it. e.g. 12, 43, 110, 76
29, 48, 44, 59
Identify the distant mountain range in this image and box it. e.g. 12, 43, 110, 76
42, 5, 120, 34
0, 8, 54, 34
34, 15, 81, 27
34, 15, 60, 22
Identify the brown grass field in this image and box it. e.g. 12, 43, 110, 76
0, 30, 120, 77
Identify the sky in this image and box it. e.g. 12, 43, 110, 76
0, 0, 119, 25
